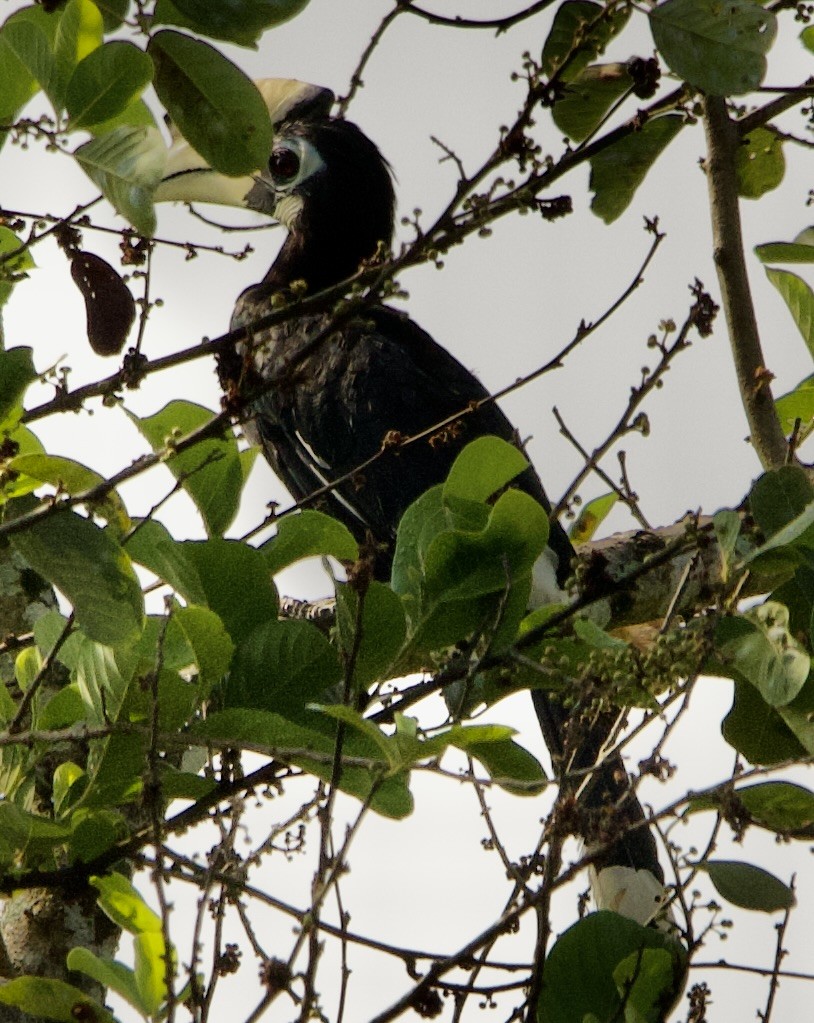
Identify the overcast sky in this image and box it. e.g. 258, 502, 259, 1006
4, 1, 814, 1020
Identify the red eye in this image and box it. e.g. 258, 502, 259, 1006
268, 147, 300, 182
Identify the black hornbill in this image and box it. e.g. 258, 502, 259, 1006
156, 79, 666, 924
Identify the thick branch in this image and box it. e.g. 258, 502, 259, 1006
702, 96, 789, 470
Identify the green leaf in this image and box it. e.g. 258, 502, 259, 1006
124, 518, 208, 606
589, 114, 684, 224
66, 948, 148, 1016
541, 1, 630, 82
9, 503, 144, 646
148, 30, 273, 175
765, 267, 814, 360
649, 0, 776, 95
538, 911, 684, 1023
181, 538, 278, 644
66, 40, 153, 129
51, 0, 104, 112
425, 489, 548, 601
91, 872, 163, 934
154, 0, 311, 47
0, 977, 116, 1023
756, 241, 814, 264
774, 374, 814, 445
69, 807, 127, 862
736, 128, 784, 199
553, 63, 632, 143
226, 617, 341, 720
713, 509, 741, 580
130, 400, 243, 537
737, 781, 814, 838
0, 26, 40, 124
0, 227, 36, 308
262, 508, 358, 576
134, 931, 168, 1018
749, 466, 814, 537
0, 19, 54, 108
98, 0, 131, 32
716, 603, 810, 707
74, 125, 165, 235
702, 860, 795, 912
456, 735, 547, 796
442, 436, 530, 504
569, 491, 618, 544
335, 580, 407, 689
0, 346, 36, 430
170, 605, 233, 694
723, 680, 807, 765
196, 709, 414, 818
7, 452, 130, 531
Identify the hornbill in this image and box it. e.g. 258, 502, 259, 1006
156, 79, 667, 925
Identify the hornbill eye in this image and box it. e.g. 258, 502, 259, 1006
268, 146, 301, 183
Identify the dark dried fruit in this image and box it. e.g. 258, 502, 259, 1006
70, 250, 136, 356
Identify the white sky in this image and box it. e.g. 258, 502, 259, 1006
3, 1, 814, 1020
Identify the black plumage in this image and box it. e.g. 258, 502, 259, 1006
224, 111, 665, 919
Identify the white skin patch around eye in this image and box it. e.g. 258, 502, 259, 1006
274, 193, 304, 230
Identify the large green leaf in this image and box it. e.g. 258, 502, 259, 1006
74, 125, 165, 235
66, 40, 153, 129
765, 267, 814, 360
538, 911, 684, 1023
148, 30, 273, 175
226, 617, 341, 720
0, 24, 40, 123
649, 0, 776, 95
180, 538, 278, 645
91, 872, 162, 934
0, 227, 36, 308
703, 860, 795, 912
170, 605, 233, 694
66, 949, 148, 1017
442, 435, 529, 504
589, 114, 684, 223
9, 503, 144, 646
154, 0, 311, 47
130, 400, 243, 537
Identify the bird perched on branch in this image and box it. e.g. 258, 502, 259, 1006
156, 79, 667, 926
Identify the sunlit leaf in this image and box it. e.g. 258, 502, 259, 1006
569, 491, 618, 543
66, 40, 153, 129
66, 949, 147, 1017
774, 374, 814, 446
91, 873, 162, 934
52, 0, 104, 111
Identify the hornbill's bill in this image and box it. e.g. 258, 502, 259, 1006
157, 80, 667, 925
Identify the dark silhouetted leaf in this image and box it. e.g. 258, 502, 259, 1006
154, 0, 311, 47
